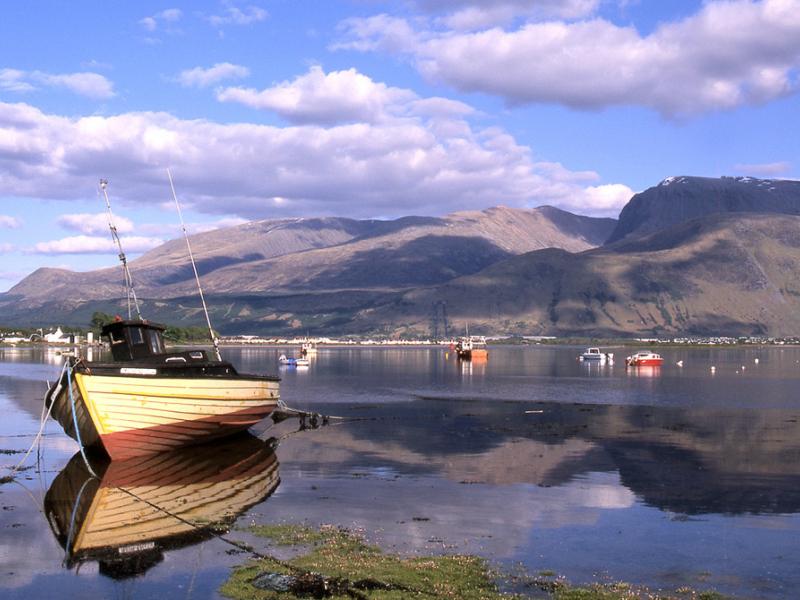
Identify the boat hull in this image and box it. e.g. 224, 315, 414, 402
457, 348, 488, 361
627, 358, 663, 367
50, 371, 279, 460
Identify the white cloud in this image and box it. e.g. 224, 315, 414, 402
217, 66, 416, 124
207, 2, 267, 27
733, 161, 792, 176
178, 63, 250, 88
140, 16, 157, 31
407, 97, 475, 118
0, 69, 114, 99
416, 0, 602, 29
336, 0, 800, 116
160, 8, 182, 22
0, 99, 628, 219
575, 183, 635, 214
31, 71, 115, 99
31, 235, 164, 255
57, 212, 133, 235
0, 215, 22, 228
139, 8, 183, 31
0, 243, 15, 253
0, 69, 35, 93
333, 15, 420, 54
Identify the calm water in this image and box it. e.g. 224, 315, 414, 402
1, 344, 800, 599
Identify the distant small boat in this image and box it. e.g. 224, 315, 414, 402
300, 340, 317, 357
626, 350, 664, 367
580, 347, 614, 364
279, 354, 310, 367
455, 337, 488, 361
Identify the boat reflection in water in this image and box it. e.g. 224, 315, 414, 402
44, 433, 279, 578
625, 365, 661, 378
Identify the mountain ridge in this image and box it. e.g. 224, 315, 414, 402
607, 175, 800, 244
1, 205, 615, 326
5, 176, 800, 336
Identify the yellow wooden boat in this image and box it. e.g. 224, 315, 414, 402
46, 320, 280, 460
44, 433, 279, 577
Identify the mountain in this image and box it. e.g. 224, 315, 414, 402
365, 212, 800, 337
7, 175, 800, 337
607, 176, 800, 243
0, 205, 615, 329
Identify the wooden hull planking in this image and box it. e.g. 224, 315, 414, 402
51, 372, 279, 460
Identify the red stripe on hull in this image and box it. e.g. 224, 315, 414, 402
98, 405, 275, 460
629, 359, 663, 366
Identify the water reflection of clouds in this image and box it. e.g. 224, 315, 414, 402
266, 463, 630, 559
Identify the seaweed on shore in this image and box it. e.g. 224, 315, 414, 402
221, 523, 508, 599
221, 523, 731, 600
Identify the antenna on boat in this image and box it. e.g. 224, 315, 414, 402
100, 179, 142, 320
167, 169, 222, 361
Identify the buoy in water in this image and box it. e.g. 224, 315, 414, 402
754, 358, 759, 364
676, 360, 684, 367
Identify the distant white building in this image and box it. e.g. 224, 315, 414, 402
44, 327, 68, 343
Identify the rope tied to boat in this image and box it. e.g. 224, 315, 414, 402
65, 359, 99, 478
2, 358, 67, 484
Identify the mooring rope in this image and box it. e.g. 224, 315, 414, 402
4, 359, 66, 481
66, 361, 99, 478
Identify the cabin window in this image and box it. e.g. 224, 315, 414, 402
109, 329, 126, 345
129, 327, 145, 346
148, 331, 165, 355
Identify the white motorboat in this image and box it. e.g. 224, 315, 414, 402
580, 347, 614, 364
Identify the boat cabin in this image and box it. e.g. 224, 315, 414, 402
101, 320, 168, 361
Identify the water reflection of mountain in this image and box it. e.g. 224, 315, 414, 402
44, 433, 279, 579
292, 400, 800, 516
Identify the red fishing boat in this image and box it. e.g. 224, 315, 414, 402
626, 350, 663, 367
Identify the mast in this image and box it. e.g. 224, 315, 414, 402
167, 169, 222, 361
100, 179, 142, 320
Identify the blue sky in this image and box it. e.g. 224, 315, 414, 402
1, 0, 799, 291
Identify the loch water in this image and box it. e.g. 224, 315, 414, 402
1, 344, 799, 599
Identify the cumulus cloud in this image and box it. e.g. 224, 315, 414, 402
178, 63, 250, 88
32, 72, 115, 99
139, 8, 183, 31
0, 215, 22, 228
31, 235, 164, 255
733, 161, 792, 176
57, 212, 133, 235
217, 66, 417, 124
415, 0, 601, 28
336, 0, 800, 116
0, 243, 15, 253
206, 2, 267, 27
574, 183, 635, 214
0, 99, 628, 218
0, 69, 114, 99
